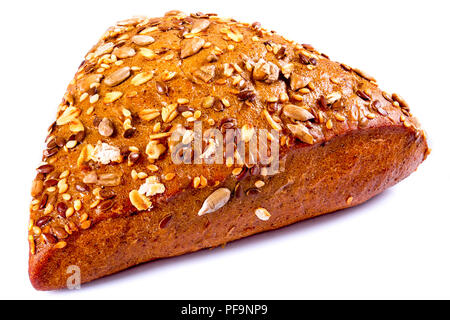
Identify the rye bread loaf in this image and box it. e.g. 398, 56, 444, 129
28, 10, 429, 290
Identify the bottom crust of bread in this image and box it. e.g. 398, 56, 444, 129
29, 125, 428, 290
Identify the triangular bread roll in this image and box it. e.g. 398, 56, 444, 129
28, 11, 429, 290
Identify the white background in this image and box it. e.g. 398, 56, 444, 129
0, 0, 449, 299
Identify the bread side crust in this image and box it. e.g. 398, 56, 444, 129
29, 125, 427, 290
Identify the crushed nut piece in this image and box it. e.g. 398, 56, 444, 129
253, 58, 279, 83
181, 37, 205, 58
145, 140, 166, 160
129, 190, 152, 211
92, 142, 121, 164
138, 176, 166, 196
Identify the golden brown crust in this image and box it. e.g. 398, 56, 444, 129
28, 11, 429, 290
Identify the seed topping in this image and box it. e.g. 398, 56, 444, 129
98, 118, 115, 137
180, 37, 205, 58
255, 208, 271, 221
198, 188, 231, 216
283, 104, 315, 121
104, 67, 131, 87
132, 35, 155, 46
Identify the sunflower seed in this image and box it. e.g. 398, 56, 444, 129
263, 109, 282, 131
353, 67, 376, 82
392, 93, 410, 110
198, 188, 231, 216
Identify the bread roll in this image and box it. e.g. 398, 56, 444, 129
28, 10, 429, 290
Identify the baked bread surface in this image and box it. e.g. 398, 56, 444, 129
28, 10, 429, 290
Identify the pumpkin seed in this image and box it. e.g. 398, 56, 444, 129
104, 66, 131, 87
132, 35, 155, 46
283, 104, 314, 121
113, 46, 136, 59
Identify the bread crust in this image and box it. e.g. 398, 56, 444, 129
28, 11, 429, 290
